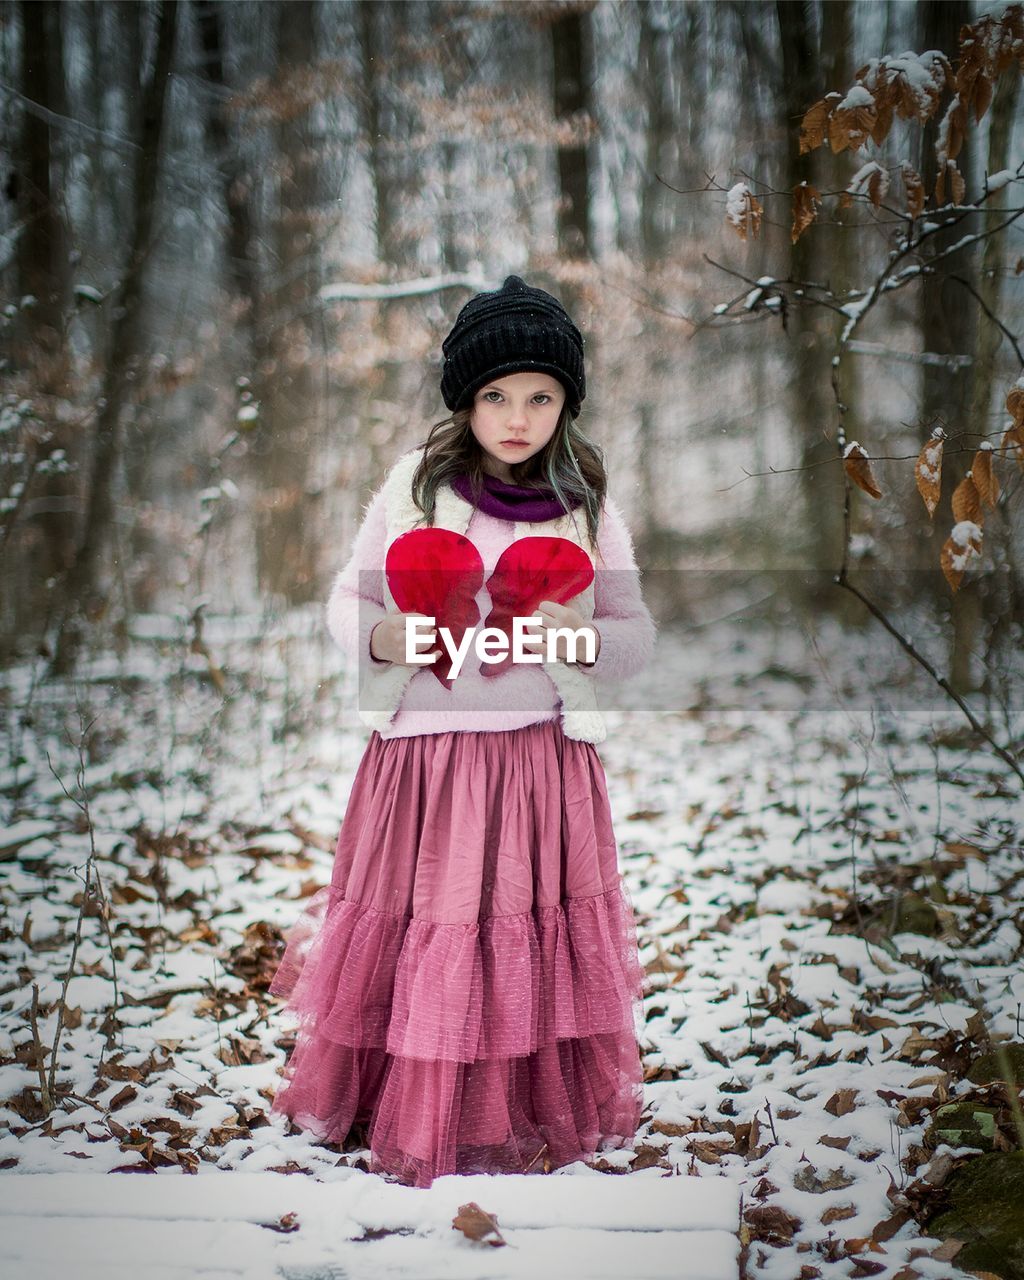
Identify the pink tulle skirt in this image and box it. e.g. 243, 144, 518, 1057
269, 719, 645, 1187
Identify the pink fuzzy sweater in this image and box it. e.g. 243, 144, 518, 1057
326, 481, 657, 739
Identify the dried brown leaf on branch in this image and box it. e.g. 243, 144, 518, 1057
1007, 377, 1024, 428
791, 182, 821, 243
935, 159, 966, 206
799, 96, 836, 154
937, 97, 969, 166
941, 522, 983, 592
795, 9, 1023, 207
951, 474, 983, 526
956, 4, 1024, 122
901, 162, 926, 217
828, 98, 876, 153
971, 447, 999, 508
452, 1202, 506, 1246
841, 160, 890, 209
1001, 422, 1024, 472
915, 433, 944, 517
843, 443, 883, 499
726, 183, 763, 241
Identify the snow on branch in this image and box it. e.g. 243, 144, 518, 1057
319, 273, 499, 303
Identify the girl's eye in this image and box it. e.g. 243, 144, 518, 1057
483, 391, 502, 403
533, 394, 551, 404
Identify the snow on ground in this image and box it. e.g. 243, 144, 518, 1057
0, 1169, 740, 1280
0, 597, 1021, 1280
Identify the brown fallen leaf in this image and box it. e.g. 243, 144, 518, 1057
452, 1202, 506, 1247
825, 1088, 859, 1117
631, 1143, 671, 1171
262, 1212, 300, 1234
849, 1259, 888, 1277
872, 1207, 914, 1243
745, 1203, 802, 1242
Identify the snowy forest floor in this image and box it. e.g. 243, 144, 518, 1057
1, 596, 1022, 1280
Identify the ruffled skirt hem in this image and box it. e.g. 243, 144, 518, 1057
268, 723, 645, 1187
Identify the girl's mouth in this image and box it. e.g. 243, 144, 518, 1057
501, 440, 529, 448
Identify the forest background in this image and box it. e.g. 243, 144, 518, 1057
2, 0, 1021, 701
2, 4, 1024, 1275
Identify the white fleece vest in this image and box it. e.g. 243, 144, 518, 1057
357, 448, 607, 744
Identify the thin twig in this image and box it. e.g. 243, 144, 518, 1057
43, 707, 104, 1107
832, 571, 1024, 785
29, 984, 53, 1115
946, 273, 1024, 365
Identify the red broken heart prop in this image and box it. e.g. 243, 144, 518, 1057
480, 536, 595, 677
384, 529, 484, 689
384, 531, 594, 686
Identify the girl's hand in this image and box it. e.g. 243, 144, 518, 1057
369, 612, 440, 666
519, 600, 601, 666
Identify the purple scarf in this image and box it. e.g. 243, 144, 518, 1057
450, 470, 581, 523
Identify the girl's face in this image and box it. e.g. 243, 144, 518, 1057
469, 371, 566, 480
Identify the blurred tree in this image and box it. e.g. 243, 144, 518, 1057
357, 0, 407, 269
12, 0, 75, 608
773, 0, 846, 569
638, 0, 675, 265
54, 0, 180, 671
550, 2, 593, 259
914, 0, 976, 689
194, 0, 265, 350
918, 0, 974, 444
250, 0, 324, 605
13, 0, 69, 370
968, 63, 1020, 447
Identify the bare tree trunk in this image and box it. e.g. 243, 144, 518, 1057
352, 0, 412, 480
967, 68, 1018, 449
913, 1, 976, 689
194, 0, 265, 348
14, 0, 69, 369
8, 0, 77, 633
54, 0, 179, 672
918, 0, 974, 440
774, 0, 844, 569
955, 67, 1021, 690
550, 5, 592, 259
638, 0, 674, 265
356, 0, 405, 269
250, 0, 323, 605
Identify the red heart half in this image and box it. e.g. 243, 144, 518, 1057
481, 536, 595, 677
385, 529, 484, 689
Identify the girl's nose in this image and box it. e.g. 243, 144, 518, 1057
507, 405, 528, 428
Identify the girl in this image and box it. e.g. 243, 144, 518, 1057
269, 275, 657, 1188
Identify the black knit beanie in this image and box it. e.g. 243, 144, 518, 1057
440, 275, 586, 419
